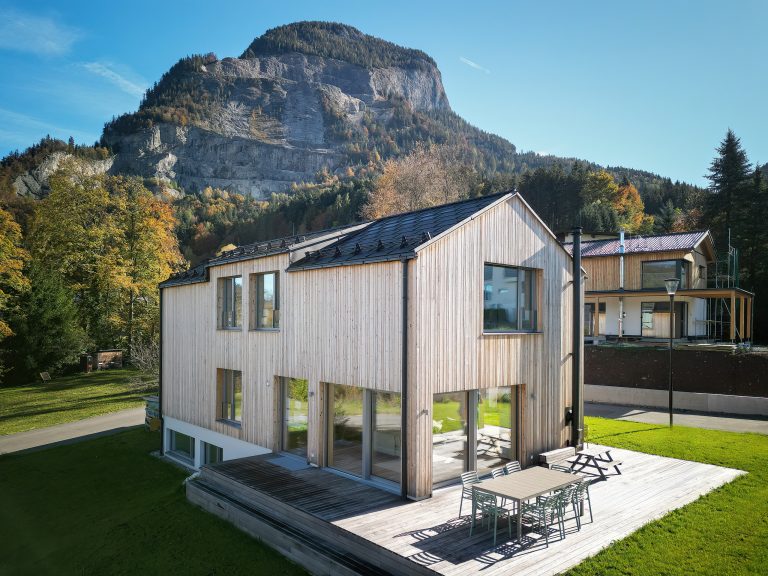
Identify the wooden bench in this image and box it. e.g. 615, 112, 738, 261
538, 447, 576, 468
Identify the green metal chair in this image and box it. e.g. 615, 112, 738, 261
459, 471, 480, 517
490, 467, 505, 479
522, 489, 568, 546
572, 478, 595, 528
470, 491, 511, 546
503, 461, 522, 474
550, 463, 575, 474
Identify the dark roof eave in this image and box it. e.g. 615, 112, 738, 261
287, 252, 417, 271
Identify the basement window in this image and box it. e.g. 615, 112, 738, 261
169, 430, 195, 464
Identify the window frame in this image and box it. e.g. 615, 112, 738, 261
217, 276, 243, 330
216, 368, 243, 426
250, 271, 280, 331
641, 260, 689, 290
482, 263, 541, 334
168, 430, 195, 464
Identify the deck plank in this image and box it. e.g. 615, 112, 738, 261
198, 446, 743, 575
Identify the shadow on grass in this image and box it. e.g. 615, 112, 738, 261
0, 391, 148, 422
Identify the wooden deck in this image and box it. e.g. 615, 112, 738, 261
188, 446, 744, 576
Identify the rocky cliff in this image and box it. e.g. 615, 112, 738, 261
102, 23, 461, 197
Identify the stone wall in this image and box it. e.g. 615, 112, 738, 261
585, 346, 768, 398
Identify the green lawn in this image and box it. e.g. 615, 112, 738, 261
0, 370, 153, 435
565, 416, 768, 576
0, 428, 306, 576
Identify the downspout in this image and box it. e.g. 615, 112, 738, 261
159, 286, 164, 455
400, 258, 409, 500
618, 230, 625, 340
571, 227, 584, 449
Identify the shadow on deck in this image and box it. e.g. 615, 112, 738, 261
187, 447, 744, 576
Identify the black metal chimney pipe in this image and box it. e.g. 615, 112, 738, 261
571, 227, 583, 448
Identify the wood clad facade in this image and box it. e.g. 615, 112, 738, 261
162, 194, 575, 499
583, 249, 710, 292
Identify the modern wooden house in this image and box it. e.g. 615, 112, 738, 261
563, 230, 753, 342
160, 192, 578, 500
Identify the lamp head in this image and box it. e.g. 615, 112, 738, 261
664, 278, 680, 295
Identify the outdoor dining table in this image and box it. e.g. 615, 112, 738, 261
473, 466, 580, 541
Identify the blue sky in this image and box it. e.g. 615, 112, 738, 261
0, 1, 765, 186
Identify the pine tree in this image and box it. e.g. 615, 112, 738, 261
706, 129, 751, 244
6, 262, 85, 381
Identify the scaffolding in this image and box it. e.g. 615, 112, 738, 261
706, 232, 741, 342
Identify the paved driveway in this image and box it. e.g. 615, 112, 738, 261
0, 407, 145, 455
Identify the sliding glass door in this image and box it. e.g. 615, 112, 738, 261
432, 386, 519, 486
431, 392, 468, 484
280, 377, 309, 458
372, 392, 401, 484
327, 384, 401, 486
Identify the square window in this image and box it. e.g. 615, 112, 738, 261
251, 272, 280, 330
217, 369, 242, 423
483, 264, 539, 332
218, 276, 242, 329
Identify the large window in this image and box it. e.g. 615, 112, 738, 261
216, 369, 242, 424
483, 264, 538, 332
642, 260, 688, 290
251, 272, 280, 330
326, 384, 402, 486
432, 387, 520, 486
218, 276, 242, 329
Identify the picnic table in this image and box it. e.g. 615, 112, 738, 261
568, 448, 622, 481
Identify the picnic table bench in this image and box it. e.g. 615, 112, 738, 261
568, 448, 622, 481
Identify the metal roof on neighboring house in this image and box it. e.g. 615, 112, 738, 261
287, 192, 511, 271
562, 230, 711, 258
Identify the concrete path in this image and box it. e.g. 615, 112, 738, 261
0, 407, 145, 455
586, 402, 768, 434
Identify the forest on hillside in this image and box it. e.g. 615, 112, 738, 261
0, 129, 765, 384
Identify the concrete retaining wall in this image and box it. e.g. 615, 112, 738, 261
585, 384, 768, 417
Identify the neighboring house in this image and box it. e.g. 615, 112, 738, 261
159, 192, 577, 500
563, 231, 753, 342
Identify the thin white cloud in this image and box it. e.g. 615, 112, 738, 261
0, 8, 79, 56
82, 62, 147, 98
459, 56, 491, 75
0, 107, 97, 150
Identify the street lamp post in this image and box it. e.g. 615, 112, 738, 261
664, 278, 680, 427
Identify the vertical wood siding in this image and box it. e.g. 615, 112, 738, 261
163, 195, 574, 498
408, 196, 573, 497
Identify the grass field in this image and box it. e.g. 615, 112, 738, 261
0, 370, 153, 435
1, 413, 765, 575
566, 416, 768, 576
0, 428, 306, 576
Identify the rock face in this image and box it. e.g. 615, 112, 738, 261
13, 152, 113, 199
102, 28, 451, 198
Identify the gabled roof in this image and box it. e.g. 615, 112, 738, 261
160, 223, 364, 288
287, 192, 511, 271
563, 230, 712, 258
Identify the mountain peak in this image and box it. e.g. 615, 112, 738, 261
241, 21, 437, 70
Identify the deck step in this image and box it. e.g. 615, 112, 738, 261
188, 464, 435, 576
